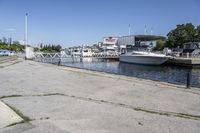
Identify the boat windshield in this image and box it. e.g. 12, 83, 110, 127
83, 50, 89, 52
74, 50, 79, 52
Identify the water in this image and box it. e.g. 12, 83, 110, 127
39, 57, 200, 88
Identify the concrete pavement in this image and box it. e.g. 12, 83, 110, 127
0, 101, 23, 128
0, 60, 200, 133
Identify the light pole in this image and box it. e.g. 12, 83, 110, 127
25, 13, 28, 58
25, 13, 28, 46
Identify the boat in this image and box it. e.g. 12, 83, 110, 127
81, 48, 93, 57
71, 48, 81, 57
119, 51, 170, 65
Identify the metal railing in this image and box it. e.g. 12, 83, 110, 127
169, 52, 200, 58
34, 52, 119, 59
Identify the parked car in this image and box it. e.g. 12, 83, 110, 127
0, 49, 11, 56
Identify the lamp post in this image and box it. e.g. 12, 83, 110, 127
25, 13, 28, 59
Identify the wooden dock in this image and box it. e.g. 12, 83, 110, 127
166, 57, 200, 68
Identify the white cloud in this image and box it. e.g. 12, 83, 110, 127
5, 28, 16, 31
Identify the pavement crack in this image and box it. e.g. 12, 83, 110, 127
0, 95, 23, 99
1, 93, 200, 121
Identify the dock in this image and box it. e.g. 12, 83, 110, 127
0, 59, 200, 132
167, 57, 200, 68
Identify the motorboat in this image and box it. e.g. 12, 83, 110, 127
71, 49, 81, 57
81, 48, 93, 57
119, 51, 171, 65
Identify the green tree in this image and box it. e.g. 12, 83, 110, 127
154, 39, 166, 51
195, 26, 200, 42
166, 23, 198, 48
40, 44, 62, 52
0, 43, 25, 51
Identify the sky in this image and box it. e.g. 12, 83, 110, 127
0, 0, 200, 47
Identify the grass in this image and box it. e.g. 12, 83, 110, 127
42, 93, 65, 97
133, 107, 200, 120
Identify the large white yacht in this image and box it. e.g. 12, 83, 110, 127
119, 51, 171, 65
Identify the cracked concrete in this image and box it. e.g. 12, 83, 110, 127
0, 60, 200, 133
1, 93, 200, 120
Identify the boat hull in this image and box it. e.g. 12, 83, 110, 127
119, 55, 169, 65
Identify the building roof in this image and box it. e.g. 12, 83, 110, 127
122, 35, 166, 41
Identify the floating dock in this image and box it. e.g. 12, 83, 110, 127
167, 57, 200, 68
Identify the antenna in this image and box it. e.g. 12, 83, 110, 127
150, 27, 154, 35
144, 25, 147, 35
128, 24, 131, 36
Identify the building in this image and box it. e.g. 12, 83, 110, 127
100, 35, 165, 53
2, 37, 7, 44
118, 35, 165, 47
183, 42, 200, 55
8, 38, 12, 45
13, 41, 20, 44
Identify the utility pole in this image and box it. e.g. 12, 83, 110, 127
25, 13, 28, 59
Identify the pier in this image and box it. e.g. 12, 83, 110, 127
167, 57, 200, 68
0, 59, 200, 132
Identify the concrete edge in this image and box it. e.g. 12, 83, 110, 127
30, 60, 200, 95
0, 100, 23, 128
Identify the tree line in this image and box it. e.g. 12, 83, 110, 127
35, 44, 62, 52
155, 23, 200, 50
0, 42, 62, 53
0, 43, 25, 52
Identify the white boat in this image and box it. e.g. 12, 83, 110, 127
119, 51, 171, 65
71, 49, 81, 57
81, 48, 93, 57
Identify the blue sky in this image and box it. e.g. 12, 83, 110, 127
0, 0, 200, 47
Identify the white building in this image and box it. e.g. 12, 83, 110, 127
118, 35, 135, 48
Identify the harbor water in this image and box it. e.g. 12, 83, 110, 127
39, 57, 200, 88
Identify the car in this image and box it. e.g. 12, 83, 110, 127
0, 50, 10, 56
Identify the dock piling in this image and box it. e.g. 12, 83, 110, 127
186, 72, 191, 89
58, 59, 61, 66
